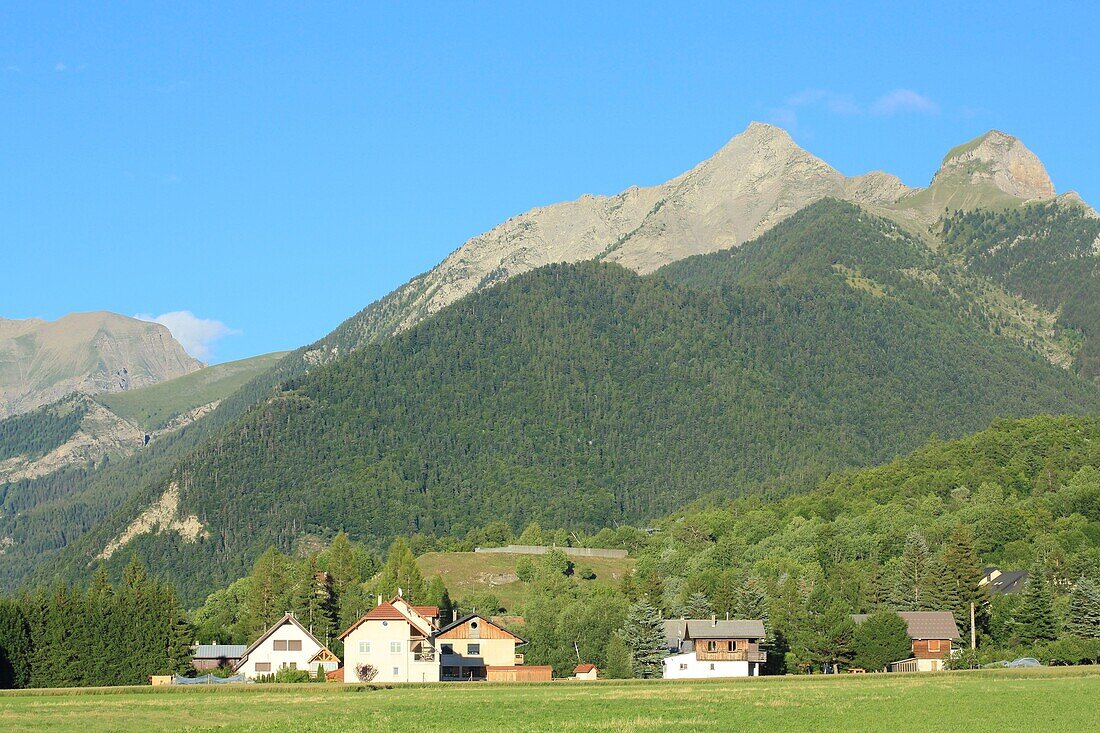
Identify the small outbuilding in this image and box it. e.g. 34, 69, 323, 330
486, 665, 552, 682
573, 663, 598, 680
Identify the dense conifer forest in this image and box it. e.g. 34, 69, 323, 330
39, 201, 1100, 604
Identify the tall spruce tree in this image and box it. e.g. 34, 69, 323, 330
893, 528, 931, 611
372, 538, 427, 602
684, 591, 713, 619
618, 601, 666, 678
1065, 577, 1100, 639
939, 525, 988, 644
1013, 559, 1059, 643
0, 599, 32, 689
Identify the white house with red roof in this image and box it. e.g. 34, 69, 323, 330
340, 595, 442, 683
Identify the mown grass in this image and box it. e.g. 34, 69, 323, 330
416, 551, 634, 610
1, 667, 1097, 733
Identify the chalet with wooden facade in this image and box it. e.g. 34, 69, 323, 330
436, 613, 527, 681
852, 611, 961, 672
233, 613, 340, 679
662, 618, 767, 679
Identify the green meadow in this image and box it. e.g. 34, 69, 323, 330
1, 667, 1096, 733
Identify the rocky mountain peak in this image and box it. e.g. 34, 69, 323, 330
934, 130, 1055, 200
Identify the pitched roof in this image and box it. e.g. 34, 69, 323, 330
851, 611, 961, 640
684, 619, 766, 640
192, 644, 246, 660
987, 569, 1028, 595
338, 598, 438, 640
325, 668, 344, 682
232, 613, 334, 671
664, 619, 688, 652
435, 613, 527, 644
412, 605, 440, 618
574, 663, 596, 673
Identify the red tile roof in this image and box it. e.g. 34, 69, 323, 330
364, 603, 407, 621
574, 663, 596, 673
411, 605, 440, 618
325, 668, 343, 682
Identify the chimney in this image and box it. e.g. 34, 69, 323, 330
711, 615, 716, 627
377, 595, 382, 606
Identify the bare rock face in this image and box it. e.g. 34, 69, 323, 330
0, 312, 202, 417
844, 171, 912, 205
933, 131, 1055, 200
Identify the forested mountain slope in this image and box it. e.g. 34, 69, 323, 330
938, 201, 1100, 379
41, 202, 1100, 604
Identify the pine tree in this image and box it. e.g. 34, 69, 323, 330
733, 577, 770, 629
893, 528, 930, 611
372, 538, 427, 602
242, 547, 295, 638
602, 634, 633, 679
0, 600, 32, 689
1013, 559, 1059, 643
617, 601, 666, 678
1065, 577, 1100, 639
940, 525, 987, 642
684, 591, 713, 619
852, 610, 911, 671
424, 576, 452, 622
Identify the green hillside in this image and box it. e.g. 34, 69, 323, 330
938, 201, 1100, 379
51, 200, 1100, 604
94, 351, 288, 430
416, 551, 635, 610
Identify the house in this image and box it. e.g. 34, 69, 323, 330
573, 663, 598, 680
340, 596, 441, 683
436, 613, 528, 681
232, 612, 340, 679
852, 611, 960, 672
190, 643, 246, 672
662, 617, 767, 679
980, 567, 1028, 595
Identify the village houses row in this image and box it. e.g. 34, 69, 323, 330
191, 592, 964, 682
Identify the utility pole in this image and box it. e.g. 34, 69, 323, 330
970, 602, 976, 650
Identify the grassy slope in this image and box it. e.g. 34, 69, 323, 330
94, 352, 287, 430
0, 668, 1096, 733
417, 552, 634, 610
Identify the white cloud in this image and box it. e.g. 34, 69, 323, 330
134, 311, 238, 361
869, 89, 940, 116
770, 88, 940, 130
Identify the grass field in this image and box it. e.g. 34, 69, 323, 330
416, 551, 634, 610
95, 352, 286, 430
1, 667, 1097, 733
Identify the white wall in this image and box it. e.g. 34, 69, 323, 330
343, 619, 439, 683
237, 622, 333, 679
662, 652, 757, 679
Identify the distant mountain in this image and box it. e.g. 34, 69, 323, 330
0, 352, 286, 488
1, 125, 1095, 599
39, 201, 1100, 603
0, 312, 201, 418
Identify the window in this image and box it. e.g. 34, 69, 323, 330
390, 641, 402, 654
273, 640, 288, 651
288, 640, 302, 652
255, 662, 271, 673
727, 641, 734, 652
679, 663, 688, 671
441, 644, 454, 655
709, 663, 715, 671
468, 644, 481, 655
286, 662, 297, 670
707, 641, 717, 652
393, 667, 399, 676
929, 640, 941, 653
358, 641, 371, 654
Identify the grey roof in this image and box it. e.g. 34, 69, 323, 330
852, 611, 960, 640
684, 619, 766, 640
192, 644, 246, 659
986, 569, 1028, 595
663, 620, 687, 652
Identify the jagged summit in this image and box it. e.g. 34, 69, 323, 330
300, 123, 1086, 368
934, 130, 1055, 200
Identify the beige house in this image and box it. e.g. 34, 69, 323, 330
340, 597, 441, 683
573, 663, 598, 680
436, 613, 527, 681
233, 613, 339, 679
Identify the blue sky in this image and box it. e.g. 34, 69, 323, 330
2, 2, 1097, 363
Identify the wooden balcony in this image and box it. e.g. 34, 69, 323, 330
695, 649, 767, 663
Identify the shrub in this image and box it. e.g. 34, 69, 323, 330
579, 565, 596, 580
356, 664, 379, 682
515, 557, 536, 582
